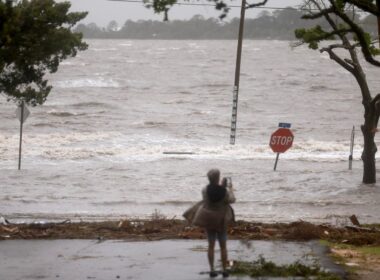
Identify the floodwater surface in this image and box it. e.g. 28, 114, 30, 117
0, 40, 379, 223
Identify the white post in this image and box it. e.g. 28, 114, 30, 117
349, 126, 355, 170
18, 101, 24, 170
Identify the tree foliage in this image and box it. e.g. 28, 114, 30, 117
74, 8, 353, 40
145, 0, 267, 21
107, 20, 119, 32
0, 0, 88, 106
295, 0, 380, 183
344, 0, 379, 15
297, 0, 380, 67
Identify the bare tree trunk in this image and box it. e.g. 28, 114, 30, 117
361, 123, 377, 184
354, 73, 377, 184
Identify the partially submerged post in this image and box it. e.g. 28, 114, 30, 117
349, 126, 355, 170
15, 101, 30, 170
269, 123, 294, 171
273, 152, 280, 171
230, 0, 246, 145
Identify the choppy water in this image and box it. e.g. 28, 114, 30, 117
1, 40, 379, 223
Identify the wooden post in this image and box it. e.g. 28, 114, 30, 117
18, 101, 24, 170
234, 0, 246, 90
230, 0, 246, 145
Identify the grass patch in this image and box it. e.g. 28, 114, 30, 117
320, 240, 380, 257
362, 224, 380, 229
320, 240, 352, 250
230, 255, 340, 280
319, 239, 380, 278
357, 246, 380, 256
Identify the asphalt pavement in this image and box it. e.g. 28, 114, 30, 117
0, 239, 345, 280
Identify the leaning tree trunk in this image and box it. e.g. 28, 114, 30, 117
361, 123, 377, 184
360, 93, 380, 184
355, 76, 379, 184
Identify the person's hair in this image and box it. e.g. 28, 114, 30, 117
207, 169, 220, 185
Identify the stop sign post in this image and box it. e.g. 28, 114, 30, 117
269, 124, 294, 171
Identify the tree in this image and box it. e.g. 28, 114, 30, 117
300, 0, 380, 67
107, 20, 119, 32
0, 0, 88, 106
295, 0, 380, 183
361, 14, 379, 38
145, 0, 268, 20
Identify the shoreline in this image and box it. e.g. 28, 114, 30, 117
1, 219, 379, 245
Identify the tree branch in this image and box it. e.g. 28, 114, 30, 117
246, 0, 268, 9
307, 0, 372, 105
374, 95, 380, 128
344, 58, 355, 66
320, 47, 355, 73
326, 43, 355, 50
315, 1, 365, 75
329, 0, 380, 67
371, 93, 380, 107
320, 28, 352, 39
343, 0, 379, 15
366, 93, 380, 129
301, 7, 334, 19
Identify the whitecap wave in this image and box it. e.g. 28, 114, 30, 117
60, 61, 88, 66
91, 48, 118, 52
54, 78, 120, 88
42, 148, 119, 160
0, 132, 124, 160
0, 132, 366, 162
47, 110, 86, 117
71, 102, 113, 108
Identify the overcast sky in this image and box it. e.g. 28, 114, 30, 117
62, 0, 303, 27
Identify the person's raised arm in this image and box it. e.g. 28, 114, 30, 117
202, 187, 207, 201
226, 185, 236, 204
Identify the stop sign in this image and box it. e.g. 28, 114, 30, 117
269, 128, 294, 153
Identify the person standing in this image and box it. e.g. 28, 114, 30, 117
192, 169, 236, 278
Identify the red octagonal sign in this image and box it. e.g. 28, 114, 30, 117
269, 128, 294, 153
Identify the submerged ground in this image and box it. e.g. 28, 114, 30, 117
1, 220, 379, 279
1, 40, 380, 224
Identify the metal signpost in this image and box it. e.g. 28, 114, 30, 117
349, 126, 355, 170
15, 101, 30, 170
269, 123, 294, 171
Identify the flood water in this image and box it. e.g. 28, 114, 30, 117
0, 40, 379, 223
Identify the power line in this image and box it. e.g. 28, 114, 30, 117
108, 0, 304, 10
108, 0, 369, 13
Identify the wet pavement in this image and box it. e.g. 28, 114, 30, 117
0, 240, 345, 279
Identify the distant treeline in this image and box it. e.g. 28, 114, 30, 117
75, 8, 379, 40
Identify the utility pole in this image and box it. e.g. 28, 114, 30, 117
230, 0, 246, 145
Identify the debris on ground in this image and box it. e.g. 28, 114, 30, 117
230, 255, 341, 279
0, 219, 379, 246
